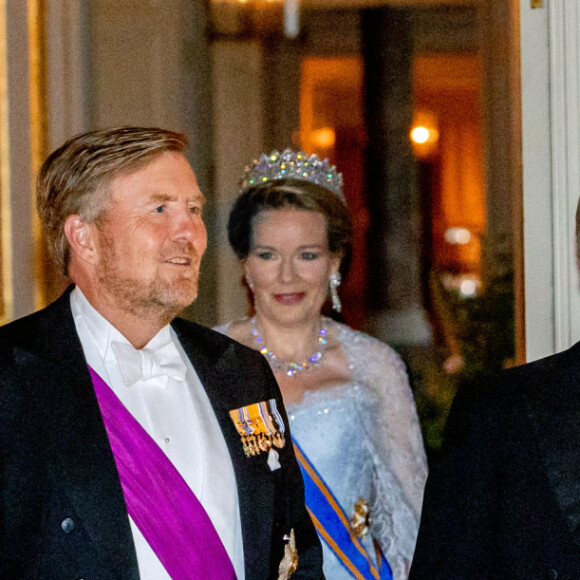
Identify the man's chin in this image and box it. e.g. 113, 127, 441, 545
97, 271, 200, 321
157, 282, 198, 314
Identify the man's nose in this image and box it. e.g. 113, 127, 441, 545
172, 207, 201, 241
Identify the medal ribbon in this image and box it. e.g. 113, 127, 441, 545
89, 367, 237, 580
229, 399, 286, 456
293, 437, 392, 580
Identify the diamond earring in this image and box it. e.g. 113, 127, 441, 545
329, 273, 342, 312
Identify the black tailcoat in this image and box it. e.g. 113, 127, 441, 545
0, 290, 322, 579
410, 343, 580, 580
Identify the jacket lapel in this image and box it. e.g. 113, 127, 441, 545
525, 343, 580, 550
11, 290, 139, 578
173, 320, 277, 579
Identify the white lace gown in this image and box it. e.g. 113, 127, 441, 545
215, 319, 428, 580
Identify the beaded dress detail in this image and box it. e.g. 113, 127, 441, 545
215, 318, 428, 580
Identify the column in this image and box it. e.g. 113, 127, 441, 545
362, 7, 430, 345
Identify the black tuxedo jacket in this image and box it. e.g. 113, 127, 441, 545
409, 342, 580, 580
0, 290, 322, 579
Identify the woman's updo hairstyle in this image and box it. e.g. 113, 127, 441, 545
227, 177, 353, 262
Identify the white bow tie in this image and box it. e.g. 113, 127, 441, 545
110, 340, 188, 386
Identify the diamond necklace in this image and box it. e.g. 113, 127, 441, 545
250, 317, 328, 377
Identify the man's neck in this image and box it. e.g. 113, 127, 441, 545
74, 285, 174, 349
97, 307, 171, 350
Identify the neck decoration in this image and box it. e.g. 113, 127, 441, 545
240, 149, 345, 202
251, 317, 328, 377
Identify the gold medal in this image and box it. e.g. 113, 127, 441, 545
278, 529, 298, 579
350, 497, 371, 538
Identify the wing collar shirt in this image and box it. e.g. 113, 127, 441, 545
70, 287, 245, 580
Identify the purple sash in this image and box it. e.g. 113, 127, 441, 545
88, 367, 237, 580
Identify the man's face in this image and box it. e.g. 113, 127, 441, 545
93, 151, 207, 320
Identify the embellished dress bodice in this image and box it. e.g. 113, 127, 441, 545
215, 319, 427, 580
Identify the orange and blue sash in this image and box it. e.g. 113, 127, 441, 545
292, 437, 392, 580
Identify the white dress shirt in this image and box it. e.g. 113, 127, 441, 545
70, 287, 245, 580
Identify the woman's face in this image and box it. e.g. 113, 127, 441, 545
243, 208, 341, 326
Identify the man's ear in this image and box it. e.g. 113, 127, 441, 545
64, 215, 99, 265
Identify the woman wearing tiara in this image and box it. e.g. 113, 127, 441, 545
215, 150, 427, 580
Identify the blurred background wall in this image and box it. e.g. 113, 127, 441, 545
0, 0, 577, 458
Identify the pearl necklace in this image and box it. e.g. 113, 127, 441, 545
250, 317, 328, 377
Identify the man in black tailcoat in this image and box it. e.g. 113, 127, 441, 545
0, 127, 322, 580
410, 202, 580, 579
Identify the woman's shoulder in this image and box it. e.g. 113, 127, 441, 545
329, 318, 407, 373
213, 321, 231, 335
213, 317, 253, 347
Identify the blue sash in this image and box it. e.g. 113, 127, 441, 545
292, 437, 393, 580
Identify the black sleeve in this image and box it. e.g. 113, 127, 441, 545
409, 381, 502, 578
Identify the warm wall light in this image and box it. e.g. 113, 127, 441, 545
441, 272, 481, 298
411, 126, 430, 144
310, 127, 335, 149
444, 226, 472, 245
459, 277, 478, 298
410, 110, 439, 159
410, 124, 439, 146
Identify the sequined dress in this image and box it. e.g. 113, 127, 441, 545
215, 319, 427, 580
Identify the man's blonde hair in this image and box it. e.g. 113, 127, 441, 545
36, 127, 188, 275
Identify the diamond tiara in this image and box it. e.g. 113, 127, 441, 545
239, 149, 345, 201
